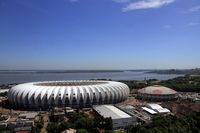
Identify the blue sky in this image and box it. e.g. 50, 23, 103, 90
0, 0, 200, 70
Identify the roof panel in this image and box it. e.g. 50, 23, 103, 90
93, 105, 131, 119
142, 107, 157, 114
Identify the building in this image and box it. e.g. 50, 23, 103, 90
0, 113, 37, 131
137, 85, 177, 101
8, 80, 129, 109
93, 105, 136, 129
18, 113, 38, 120
142, 103, 170, 115
118, 105, 151, 124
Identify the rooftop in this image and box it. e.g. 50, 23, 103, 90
142, 107, 157, 114
93, 105, 132, 119
138, 85, 177, 95
142, 104, 170, 114
18, 113, 38, 119
35, 81, 108, 86
147, 104, 163, 110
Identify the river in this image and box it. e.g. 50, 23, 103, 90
0, 70, 183, 84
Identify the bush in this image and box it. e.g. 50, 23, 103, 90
128, 112, 200, 133
47, 122, 61, 133
46, 121, 68, 133
77, 129, 88, 133
0, 92, 7, 97
47, 112, 113, 132
32, 115, 44, 133
0, 116, 6, 121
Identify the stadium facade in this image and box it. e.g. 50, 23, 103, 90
137, 85, 177, 101
7, 80, 129, 109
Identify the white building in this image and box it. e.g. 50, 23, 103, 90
142, 103, 170, 114
93, 105, 136, 129
8, 80, 129, 109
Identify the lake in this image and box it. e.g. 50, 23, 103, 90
0, 70, 183, 84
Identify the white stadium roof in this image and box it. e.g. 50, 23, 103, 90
8, 80, 130, 109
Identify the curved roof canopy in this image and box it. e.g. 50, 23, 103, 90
8, 80, 130, 109
138, 85, 177, 95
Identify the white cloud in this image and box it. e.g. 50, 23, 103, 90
187, 22, 200, 26
122, 0, 176, 12
188, 5, 200, 12
112, 0, 130, 3
182, 5, 200, 14
163, 25, 172, 29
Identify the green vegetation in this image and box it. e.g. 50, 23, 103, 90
120, 75, 200, 92
0, 92, 7, 97
0, 83, 17, 90
47, 121, 68, 133
158, 76, 200, 92
129, 112, 200, 133
119, 80, 147, 90
67, 112, 94, 130
77, 129, 88, 133
0, 84, 9, 89
67, 112, 112, 132
47, 112, 112, 133
31, 114, 44, 133
0, 115, 7, 121
148, 68, 200, 75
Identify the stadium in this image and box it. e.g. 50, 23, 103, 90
7, 80, 129, 109
137, 85, 177, 101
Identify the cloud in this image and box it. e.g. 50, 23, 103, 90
183, 5, 200, 14
122, 0, 176, 12
187, 22, 200, 26
112, 0, 130, 3
188, 5, 200, 13
69, 0, 78, 2
163, 25, 172, 29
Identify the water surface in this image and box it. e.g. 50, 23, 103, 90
0, 70, 183, 84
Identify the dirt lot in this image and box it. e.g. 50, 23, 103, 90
0, 107, 11, 114
162, 100, 200, 116
117, 97, 146, 106
119, 95, 200, 117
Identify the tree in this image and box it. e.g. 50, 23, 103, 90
104, 117, 113, 130
128, 112, 200, 133
77, 129, 88, 133
60, 121, 68, 131
47, 122, 61, 133
32, 115, 44, 133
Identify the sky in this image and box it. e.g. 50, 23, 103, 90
0, 0, 200, 70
